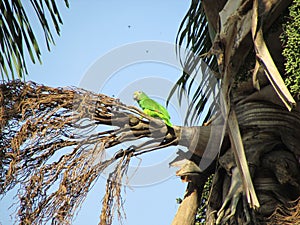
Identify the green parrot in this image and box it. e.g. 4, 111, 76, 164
133, 91, 172, 127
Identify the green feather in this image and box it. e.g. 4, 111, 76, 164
133, 91, 172, 127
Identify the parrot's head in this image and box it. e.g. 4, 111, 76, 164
133, 91, 147, 101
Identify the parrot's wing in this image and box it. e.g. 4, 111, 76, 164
140, 98, 170, 119
157, 103, 171, 120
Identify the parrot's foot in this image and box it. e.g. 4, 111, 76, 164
216, 167, 250, 225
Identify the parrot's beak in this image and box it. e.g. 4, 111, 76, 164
133, 92, 138, 101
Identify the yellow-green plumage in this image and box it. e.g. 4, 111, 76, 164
133, 91, 172, 127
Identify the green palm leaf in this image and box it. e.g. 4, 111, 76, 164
169, 0, 219, 125
0, 0, 69, 80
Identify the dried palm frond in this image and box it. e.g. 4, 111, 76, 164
0, 80, 178, 224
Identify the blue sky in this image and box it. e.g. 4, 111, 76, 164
0, 1, 192, 225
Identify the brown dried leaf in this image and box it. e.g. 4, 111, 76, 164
252, 0, 296, 111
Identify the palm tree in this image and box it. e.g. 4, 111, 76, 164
0, 0, 69, 80
171, 0, 300, 224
